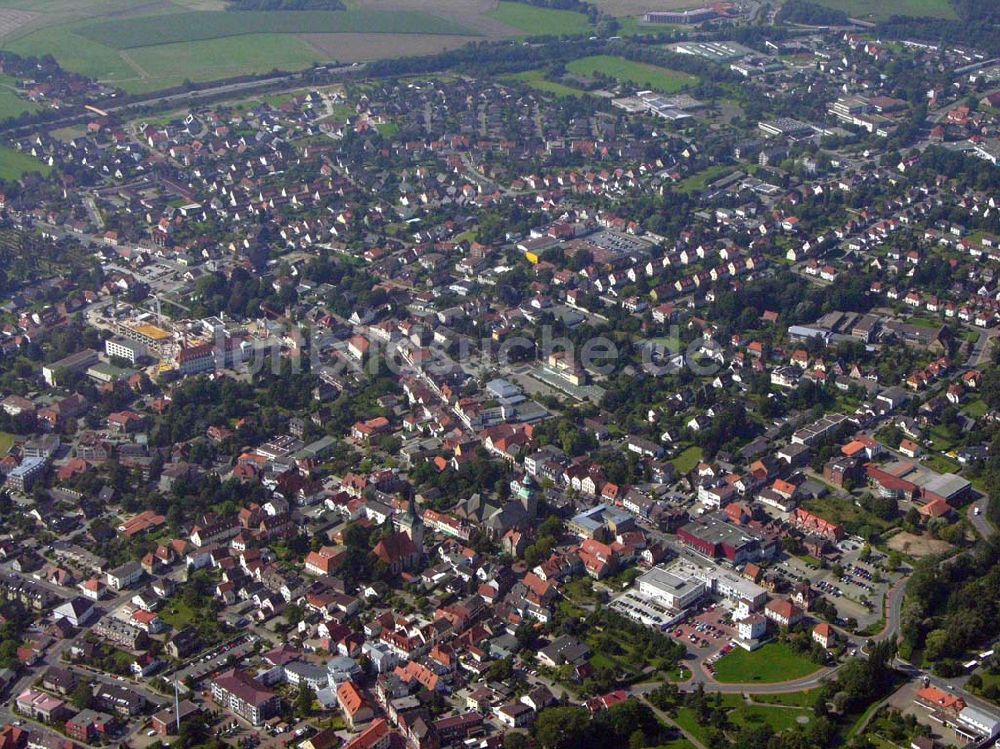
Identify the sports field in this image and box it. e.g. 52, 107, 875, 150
810, 0, 956, 20
566, 55, 697, 93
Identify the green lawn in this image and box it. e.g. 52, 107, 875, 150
671, 445, 703, 474
506, 70, 587, 97
376, 121, 399, 139
963, 399, 988, 419
730, 704, 812, 732
651, 740, 697, 749
927, 425, 956, 451
673, 708, 716, 747
713, 642, 822, 684
488, 1, 593, 35
160, 599, 199, 630
750, 689, 821, 707
566, 55, 697, 93
906, 315, 942, 329
0, 432, 13, 456
810, 0, 956, 19
803, 495, 892, 533
0, 146, 52, 180
677, 165, 736, 194
921, 454, 960, 476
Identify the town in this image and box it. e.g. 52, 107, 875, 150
1, 3, 1000, 749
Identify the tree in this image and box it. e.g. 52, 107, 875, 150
534, 707, 591, 749
294, 683, 315, 718
70, 681, 94, 710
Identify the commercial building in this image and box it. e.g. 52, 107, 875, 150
105, 337, 146, 364
42, 349, 99, 387
758, 118, 814, 139
676, 514, 776, 564
106, 561, 143, 591
957, 705, 1000, 740
689, 563, 769, 609
568, 504, 635, 540
645, 7, 717, 24
116, 322, 171, 353
6, 458, 45, 493
211, 669, 279, 726
636, 566, 707, 610
151, 701, 200, 736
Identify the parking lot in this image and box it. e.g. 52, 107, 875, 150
667, 603, 738, 671
777, 551, 891, 629
173, 633, 258, 684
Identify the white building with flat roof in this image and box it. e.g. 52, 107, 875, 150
663, 558, 768, 609
958, 705, 1000, 739
637, 566, 706, 610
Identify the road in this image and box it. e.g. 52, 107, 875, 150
968, 496, 995, 539
633, 663, 843, 696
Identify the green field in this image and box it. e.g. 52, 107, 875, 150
671, 445, 703, 474
488, 1, 593, 35
713, 642, 822, 684
566, 55, 697, 93
0, 432, 13, 456
76, 9, 473, 48
811, 0, 956, 20
0, 76, 39, 122
0, 146, 52, 180
506, 70, 588, 97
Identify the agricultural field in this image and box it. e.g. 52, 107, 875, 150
566, 55, 697, 93
810, 0, 957, 21
0, 0, 491, 94
75, 9, 474, 46
486, 1, 592, 35
301, 31, 479, 62
0, 145, 51, 180
712, 642, 823, 684
121, 34, 324, 93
